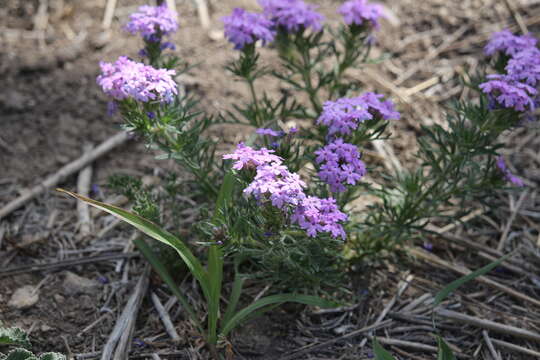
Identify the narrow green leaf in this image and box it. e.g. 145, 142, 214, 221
133, 237, 202, 333
206, 174, 235, 345
0, 327, 30, 348
372, 338, 397, 360
222, 271, 245, 327
433, 252, 512, 307
220, 294, 336, 337
437, 336, 457, 360
57, 189, 210, 300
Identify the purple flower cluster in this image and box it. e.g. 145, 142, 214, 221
222, 8, 276, 49
317, 92, 400, 135
291, 196, 348, 238
479, 75, 536, 112
484, 30, 537, 57
125, 4, 178, 41
224, 143, 348, 238
338, 0, 384, 30
315, 139, 366, 192
97, 56, 178, 103
496, 156, 524, 187
259, 0, 324, 33
223, 142, 281, 170
481, 30, 539, 113
506, 48, 540, 87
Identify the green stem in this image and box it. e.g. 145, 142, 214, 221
247, 77, 261, 126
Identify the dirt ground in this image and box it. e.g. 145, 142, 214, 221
1, 0, 540, 359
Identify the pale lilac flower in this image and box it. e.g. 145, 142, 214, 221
338, 0, 384, 30
244, 162, 307, 209
496, 156, 524, 186
315, 139, 366, 192
317, 93, 399, 136
479, 74, 536, 112
222, 8, 275, 49
318, 97, 372, 136
223, 143, 281, 170
125, 4, 178, 40
256, 128, 282, 137
358, 92, 400, 120
291, 196, 348, 239
97, 56, 178, 103
484, 29, 537, 57
506, 47, 540, 86
259, 0, 324, 33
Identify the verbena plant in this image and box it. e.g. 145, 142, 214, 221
58, 0, 536, 357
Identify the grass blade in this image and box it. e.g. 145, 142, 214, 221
373, 338, 397, 360
220, 294, 336, 337
433, 252, 512, 307
437, 336, 457, 360
133, 237, 202, 333
57, 188, 210, 299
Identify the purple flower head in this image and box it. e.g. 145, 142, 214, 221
288, 127, 299, 134
317, 97, 372, 136
222, 8, 275, 49
97, 56, 178, 103
259, 0, 324, 33
496, 156, 524, 187
291, 196, 348, 239
506, 47, 540, 86
315, 138, 366, 192
223, 142, 282, 170
160, 41, 176, 51
244, 162, 307, 209
479, 74, 537, 112
484, 30, 538, 57
358, 92, 400, 120
125, 4, 179, 40
338, 0, 385, 30
256, 128, 282, 137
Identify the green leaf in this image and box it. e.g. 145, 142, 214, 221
4, 349, 37, 360
207, 173, 235, 345
372, 338, 397, 360
437, 336, 457, 360
433, 252, 512, 307
57, 189, 210, 301
39, 354, 66, 360
222, 271, 245, 327
133, 237, 202, 333
220, 294, 336, 337
0, 327, 30, 348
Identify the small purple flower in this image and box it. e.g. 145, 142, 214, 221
106, 101, 118, 116
358, 92, 401, 120
125, 4, 179, 41
315, 139, 366, 192
317, 93, 399, 136
223, 142, 282, 170
97, 275, 109, 284
338, 0, 385, 30
496, 156, 524, 187
479, 74, 537, 112
222, 8, 276, 49
256, 128, 282, 137
147, 111, 156, 119
291, 196, 348, 239
289, 127, 298, 134
91, 184, 101, 196
423, 242, 433, 251
259, 0, 324, 33
97, 56, 178, 103
138, 48, 148, 57
506, 47, 540, 86
484, 29, 538, 57
160, 41, 176, 51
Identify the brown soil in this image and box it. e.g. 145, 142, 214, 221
1, 0, 540, 359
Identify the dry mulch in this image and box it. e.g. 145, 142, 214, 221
1, 0, 539, 359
